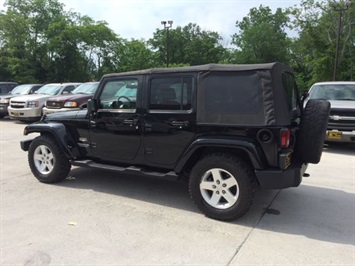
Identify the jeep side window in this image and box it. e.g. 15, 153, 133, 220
99, 79, 138, 110
149, 77, 193, 111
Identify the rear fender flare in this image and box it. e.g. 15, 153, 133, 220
174, 137, 266, 173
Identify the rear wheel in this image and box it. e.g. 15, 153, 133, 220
189, 153, 256, 221
296, 99, 330, 164
28, 135, 71, 183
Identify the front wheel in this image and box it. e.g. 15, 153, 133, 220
28, 135, 71, 183
189, 153, 256, 221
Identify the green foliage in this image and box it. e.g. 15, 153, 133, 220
291, 0, 354, 87
0, 0, 353, 88
231, 5, 292, 64
149, 23, 227, 66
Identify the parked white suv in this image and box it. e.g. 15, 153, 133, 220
8, 83, 81, 121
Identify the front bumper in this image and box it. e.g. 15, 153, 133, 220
43, 107, 80, 115
255, 161, 307, 189
0, 104, 9, 115
325, 130, 355, 143
8, 106, 42, 120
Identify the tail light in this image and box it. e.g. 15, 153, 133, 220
280, 128, 291, 148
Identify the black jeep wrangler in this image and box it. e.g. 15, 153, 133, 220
20, 63, 330, 221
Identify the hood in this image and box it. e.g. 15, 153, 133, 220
328, 100, 355, 109
11, 94, 53, 102
0, 94, 15, 100
44, 109, 88, 121
47, 94, 93, 102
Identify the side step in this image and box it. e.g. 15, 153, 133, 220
70, 159, 178, 179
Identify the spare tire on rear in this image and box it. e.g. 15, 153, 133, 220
295, 99, 330, 164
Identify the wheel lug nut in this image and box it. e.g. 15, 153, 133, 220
212, 185, 216, 189
216, 181, 220, 184
216, 191, 220, 194
222, 184, 226, 187
222, 190, 226, 194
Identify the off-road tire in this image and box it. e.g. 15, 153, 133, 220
28, 135, 71, 183
189, 153, 257, 221
296, 99, 330, 164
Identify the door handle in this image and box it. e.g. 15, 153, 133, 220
90, 120, 96, 128
170, 121, 189, 127
123, 119, 138, 126
144, 123, 153, 132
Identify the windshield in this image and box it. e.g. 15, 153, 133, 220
10, 85, 33, 95
309, 84, 355, 101
35, 84, 62, 95
72, 82, 99, 95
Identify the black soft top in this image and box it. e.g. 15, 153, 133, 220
103, 62, 294, 77
103, 62, 297, 126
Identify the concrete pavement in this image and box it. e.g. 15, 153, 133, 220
1, 119, 354, 265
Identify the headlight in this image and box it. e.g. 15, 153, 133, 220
0, 99, 10, 104
27, 101, 39, 108
64, 101, 78, 107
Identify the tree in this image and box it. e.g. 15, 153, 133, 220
231, 5, 292, 64
291, 0, 354, 87
0, 0, 125, 82
149, 23, 227, 66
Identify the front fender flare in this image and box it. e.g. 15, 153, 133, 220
22, 122, 80, 159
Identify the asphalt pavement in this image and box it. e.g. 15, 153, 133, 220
0, 118, 354, 265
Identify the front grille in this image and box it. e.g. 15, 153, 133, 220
10, 101, 26, 109
46, 101, 63, 109
328, 108, 355, 131
330, 109, 355, 117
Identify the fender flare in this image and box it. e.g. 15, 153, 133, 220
174, 136, 267, 173
22, 122, 80, 159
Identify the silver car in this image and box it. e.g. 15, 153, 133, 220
307, 81, 355, 143
8, 83, 81, 121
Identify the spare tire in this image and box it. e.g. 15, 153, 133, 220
295, 99, 330, 164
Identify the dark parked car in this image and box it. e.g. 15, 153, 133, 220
20, 63, 330, 221
306, 81, 355, 143
0, 82, 18, 95
43, 82, 99, 115
0, 84, 43, 118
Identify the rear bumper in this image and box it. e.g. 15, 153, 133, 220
255, 161, 308, 189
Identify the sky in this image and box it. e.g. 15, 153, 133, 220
0, 0, 302, 44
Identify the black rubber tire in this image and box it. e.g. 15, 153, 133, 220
189, 153, 257, 221
28, 135, 71, 183
296, 99, 330, 164
0, 114, 5, 119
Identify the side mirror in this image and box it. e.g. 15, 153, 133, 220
87, 99, 97, 112
300, 92, 309, 102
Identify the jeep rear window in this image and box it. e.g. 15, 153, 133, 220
282, 72, 297, 110
204, 73, 261, 114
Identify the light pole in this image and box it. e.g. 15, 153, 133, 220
333, 0, 352, 81
161, 20, 173, 67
